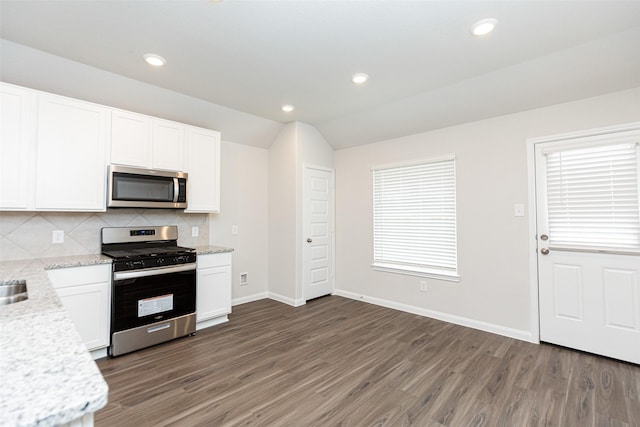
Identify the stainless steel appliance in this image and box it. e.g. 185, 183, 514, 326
101, 225, 196, 357
107, 165, 188, 209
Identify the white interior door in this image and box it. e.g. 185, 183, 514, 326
535, 129, 640, 364
303, 165, 335, 301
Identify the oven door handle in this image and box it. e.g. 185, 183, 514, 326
114, 263, 196, 281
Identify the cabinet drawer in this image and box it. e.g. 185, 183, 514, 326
47, 264, 111, 289
197, 252, 232, 269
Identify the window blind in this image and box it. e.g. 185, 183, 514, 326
545, 142, 640, 251
373, 156, 457, 275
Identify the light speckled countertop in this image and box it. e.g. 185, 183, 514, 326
192, 245, 234, 255
0, 254, 111, 427
0, 248, 232, 426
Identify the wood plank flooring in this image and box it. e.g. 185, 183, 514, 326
95, 296, 640, 426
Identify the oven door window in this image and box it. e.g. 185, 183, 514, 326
113, 173, 175, 202
112, 269, 196, 331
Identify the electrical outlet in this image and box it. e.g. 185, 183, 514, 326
514, 203, 525, 217
231, 225, 238, 235
420, 281, 427, 293
52, 230, 64, 244
240, 272, 248, 286
191, 226, 199, 237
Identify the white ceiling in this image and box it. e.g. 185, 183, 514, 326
1, 0, 639, 149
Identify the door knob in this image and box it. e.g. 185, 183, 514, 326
540, 234, 549, 241
307, 238, 312, 243
540, 248, 550, 255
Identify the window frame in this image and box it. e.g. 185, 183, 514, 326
371, 155, 460, 282
541, 137, 640, 255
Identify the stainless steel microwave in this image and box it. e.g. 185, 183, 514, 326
107, 165, 188, 209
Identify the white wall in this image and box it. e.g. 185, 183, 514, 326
267, 122, 334, 304
268, 123, 298, 303
209, 141, 269, 304
334, 87, 640, 339
295, 122, 334, 302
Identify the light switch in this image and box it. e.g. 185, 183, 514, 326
191, 226, 199, 237
231, 225, 238, 235
514, 203, 525, 217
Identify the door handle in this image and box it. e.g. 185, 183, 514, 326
307, 238, 312, 243
540, 248, 550, 255
147, 323, 171, 333
540, 234, 549, 241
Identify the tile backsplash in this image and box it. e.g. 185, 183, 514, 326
0, 210, 210, 261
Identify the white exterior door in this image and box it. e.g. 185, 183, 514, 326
303, 165, 335, 301
535, 128, 640, 364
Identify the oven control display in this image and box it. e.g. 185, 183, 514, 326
130, 229, 156, 236
138, 294, 174, 317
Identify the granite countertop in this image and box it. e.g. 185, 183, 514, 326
0, 254, 111, 427
0, 248, 232, 426
193, 245, 234, 255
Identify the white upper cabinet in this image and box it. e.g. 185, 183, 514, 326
110, 112, 185, 172
0, 82, 221, 213
35, 94, 109, 211
0, 83, 34, 210
185, 126, 221, 213
110, 109, 152, 168
153, 119, 185, 172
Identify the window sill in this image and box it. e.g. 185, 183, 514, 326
371, 263, 460, 282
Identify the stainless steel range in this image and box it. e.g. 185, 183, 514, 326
101, 225, 197, 357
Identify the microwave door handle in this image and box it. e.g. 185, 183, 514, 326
173, 178, 179, 203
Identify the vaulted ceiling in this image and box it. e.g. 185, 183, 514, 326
1, 0, 639, 149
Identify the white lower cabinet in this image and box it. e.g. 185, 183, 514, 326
59, 412, 95, 427
196, 252, 232, 330
48, 265, 111, 355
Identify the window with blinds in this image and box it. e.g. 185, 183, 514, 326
545, 142, 640, 252
372, 155, 458, 280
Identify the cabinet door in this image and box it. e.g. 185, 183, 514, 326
0, 83, 34, 210
56, 282, 110, 351
110, 110, 152, 167
152, 119, 185, 171
196, 264, 231, 322
35, 94, 109, 210
185, 127, 221, 213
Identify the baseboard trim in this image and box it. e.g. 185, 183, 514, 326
196, 315, 229, 331
90, 347, 108, 361
232, 292, 269, 306
267, 292, 306, 307
333, 289, 535, 343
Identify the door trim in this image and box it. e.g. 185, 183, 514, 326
526, 121, 640, 344
302, 163, 335, 301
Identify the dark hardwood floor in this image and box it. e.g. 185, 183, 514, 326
96, 296, 640, 426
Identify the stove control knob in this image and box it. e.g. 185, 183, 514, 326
127, 260, 144, 270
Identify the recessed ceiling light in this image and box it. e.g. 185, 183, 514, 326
143, 53, 166, 66
281, 104, 295, 112
351, 73, 369, 84
470, 18, 498, 37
